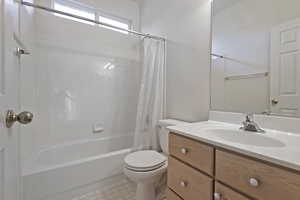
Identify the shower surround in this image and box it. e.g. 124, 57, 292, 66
20, 0, 141, 199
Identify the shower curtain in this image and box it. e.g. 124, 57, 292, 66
133, 38, 166, 151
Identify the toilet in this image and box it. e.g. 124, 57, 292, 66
124, 119, 188, 200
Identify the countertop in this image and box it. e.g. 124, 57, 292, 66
167, 121, 300, 172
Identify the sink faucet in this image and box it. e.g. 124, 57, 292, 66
240, 114, 265, 133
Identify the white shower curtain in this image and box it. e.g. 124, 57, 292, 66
133, 38, 166, 151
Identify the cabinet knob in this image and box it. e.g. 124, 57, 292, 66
249, 178, 260, 187
181, 148, 188, 154
271, 99, 279, 105
214, 192, 222, 200
180, 181, 188, 188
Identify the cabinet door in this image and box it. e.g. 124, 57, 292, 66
167, 188, 183, 200
214, 182, 251, 200
216, 150, 300, 200
168, 156, 213, 200
169, 133, 214, 175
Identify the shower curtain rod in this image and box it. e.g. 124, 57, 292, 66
211, 53, 224, 58
20, 0, 166, 41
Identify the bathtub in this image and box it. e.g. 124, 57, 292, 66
22, 135, 133, 200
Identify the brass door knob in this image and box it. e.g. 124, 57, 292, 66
271, 99, 279, 105
6, 110, 33, 128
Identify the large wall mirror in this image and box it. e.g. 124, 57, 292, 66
211, 0, 300, 117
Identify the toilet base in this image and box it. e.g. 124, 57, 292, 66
136, 181, 156, 200
124, 164, 167, 200
123, 152, 168, 200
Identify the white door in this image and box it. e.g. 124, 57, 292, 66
0, 0, 21, 199
270, 18, 300, 117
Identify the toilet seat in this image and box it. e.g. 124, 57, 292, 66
125, 150, 167, 172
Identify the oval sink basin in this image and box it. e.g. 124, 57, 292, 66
206, 129, 285, 147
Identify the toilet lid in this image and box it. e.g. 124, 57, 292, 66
125, 150, 167, 171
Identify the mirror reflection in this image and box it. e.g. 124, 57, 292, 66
211, 0, 300, 117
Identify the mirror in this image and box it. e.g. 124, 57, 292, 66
211, 0, 300, 117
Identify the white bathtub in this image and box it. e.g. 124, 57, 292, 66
22, 135, 133, 200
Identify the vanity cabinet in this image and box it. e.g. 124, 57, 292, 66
216, 150, 300, 200
167, 133, 300, 200
167, 188, 183, 200
168, 156, 213, 200
214, 182, 251, 200
169, 133, 214, 175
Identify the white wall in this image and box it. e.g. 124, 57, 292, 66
211, 0, 300, 114
20, 0, 212, 164
140, 0, 212, 122
20, 0, 141, 163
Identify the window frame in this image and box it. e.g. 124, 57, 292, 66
52, 0, 132, 34
98, 12, 132, 31
53, 0, 96, 20
99, 13, 132, 34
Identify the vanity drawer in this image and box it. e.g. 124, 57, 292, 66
216, 150, 300, 200
214, 182, 251, 200
167, 188, 183, 200
169, 133, 214, 175
168, 156, 213, 200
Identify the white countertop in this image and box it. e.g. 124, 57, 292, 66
167, 121, 300, 172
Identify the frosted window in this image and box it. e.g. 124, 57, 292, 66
53, 0, 131, 34
99, 15, 130, 34
54, 0, 96, 25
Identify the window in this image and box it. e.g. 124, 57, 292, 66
53, 0, 131, 34
54, 0, 96, 25
99, 15, 130, 34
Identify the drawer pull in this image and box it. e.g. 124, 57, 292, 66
180, 148, 188, 154
249, 178, 260, 187
180, 181, 188, 188
214, 192, 222, 200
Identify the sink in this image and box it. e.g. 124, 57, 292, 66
206, 129, 285, 147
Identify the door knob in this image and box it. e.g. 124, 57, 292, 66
271, 99, 279, 105
6, 110, 33, 128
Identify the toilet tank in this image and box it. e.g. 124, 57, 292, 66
158, 119, 189, 154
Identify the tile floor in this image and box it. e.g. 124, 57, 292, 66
48, 173, 166, 200
48, 174, 136, 200
71, 175, 136, 200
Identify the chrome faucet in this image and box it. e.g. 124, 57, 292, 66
240, 114, 265, 133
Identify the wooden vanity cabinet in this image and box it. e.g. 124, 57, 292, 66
167, 188, 183, 200
168, 156, 213, 200
216, 150, 300, 200
169, 133, 214, 175
214, 182, 251, 200
167, 133, 300, 200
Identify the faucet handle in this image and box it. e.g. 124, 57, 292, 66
245, 113, 254, 122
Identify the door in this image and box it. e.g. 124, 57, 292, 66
0, 0, 21, 199
270, 18, 300, 117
